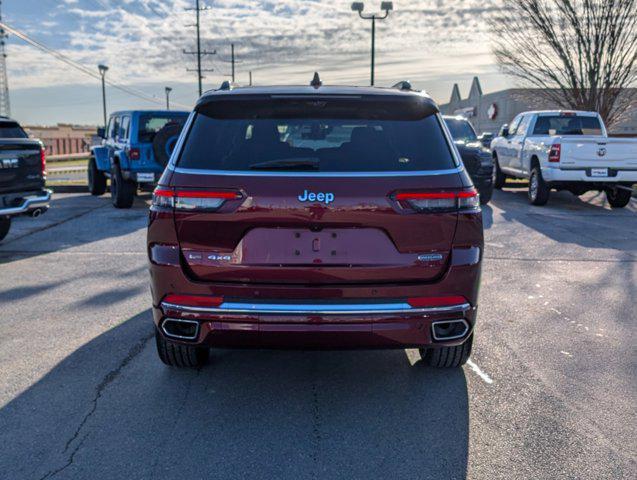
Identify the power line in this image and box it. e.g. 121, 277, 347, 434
0, 20, 191, 109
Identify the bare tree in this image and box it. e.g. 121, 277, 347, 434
491, 0, 637, 127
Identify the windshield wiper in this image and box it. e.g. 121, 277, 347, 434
250, 158, 320, 170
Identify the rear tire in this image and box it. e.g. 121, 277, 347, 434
0, 216, 11, 242
110, 164, 135, 209
528, 166, 550, 205
605, 188, 632, 209
88, 157, 107, 196
155, 329, 209, 368
420, 334, 473, 368
492, 157, 506, 189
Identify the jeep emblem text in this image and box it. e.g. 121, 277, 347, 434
298, 190, 335, 205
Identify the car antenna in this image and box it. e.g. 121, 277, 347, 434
310, 72, 322, 88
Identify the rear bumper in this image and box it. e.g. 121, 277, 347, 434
0, 189, 51, 217
149, 256, 481, 349
153, 302, 476, 349
542, 166, 637, 183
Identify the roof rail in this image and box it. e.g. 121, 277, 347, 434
391, 80, 412, 91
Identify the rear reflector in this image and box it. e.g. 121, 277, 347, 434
163, 294, 224, 308
129, 148, 141, 160
395, 190, 479, 212
152, 187, 242, 211
407, 296, 468, 308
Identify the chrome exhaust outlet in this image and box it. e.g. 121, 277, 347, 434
431, 319, 470, 341
161, 318, 200, 340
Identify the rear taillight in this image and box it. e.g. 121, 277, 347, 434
394, 189, 479, 212
163, 294, 224, 308
152, 187, 242, 211
129, 148, 141, 160
548, 143, 561, 163
40, 147, 46, 175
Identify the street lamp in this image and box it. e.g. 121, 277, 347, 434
165, 87, 172, 110
351, 2, 393, 86
97, 64, 109, 130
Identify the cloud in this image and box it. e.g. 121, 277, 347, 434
7, 0, 507, 122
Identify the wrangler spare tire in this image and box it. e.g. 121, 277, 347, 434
152, 121, 185, 167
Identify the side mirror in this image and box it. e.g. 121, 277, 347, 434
499, 125, 509, 138
97, 127, 106, 139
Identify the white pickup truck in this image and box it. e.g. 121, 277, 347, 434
490, 110, 637, 207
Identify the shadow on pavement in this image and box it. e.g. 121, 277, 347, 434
0, 193, 150, 265
0, 311, 469, 480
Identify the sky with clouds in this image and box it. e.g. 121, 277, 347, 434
4, 0, 510, 125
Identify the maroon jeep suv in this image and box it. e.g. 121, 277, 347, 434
148, 80, 483, 369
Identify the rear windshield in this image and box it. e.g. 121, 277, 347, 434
138, 114, 187, 143
532, 115, 603, 136
178, 113, 456, 172
0, 122, 28, 139
444, 118, 477, 143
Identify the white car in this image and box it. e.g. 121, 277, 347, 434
490, 110, 637, 207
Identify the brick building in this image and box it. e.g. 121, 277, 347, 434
23, 124, 98, 157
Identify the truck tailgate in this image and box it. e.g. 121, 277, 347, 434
0, 140, 44, 193
560, 138, 637, 169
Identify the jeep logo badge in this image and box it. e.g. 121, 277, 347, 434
298, 189, 335, 205
597, 147, 607, 157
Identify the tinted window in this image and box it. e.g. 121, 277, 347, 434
178, 114, 456, 172
0, 122, 28, 139
444, 118, 477, 142
138, 114, 187, 143
108, 116, 119, 140
532, 115, 602, 135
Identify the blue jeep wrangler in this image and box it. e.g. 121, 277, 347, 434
89, 110, 189, 208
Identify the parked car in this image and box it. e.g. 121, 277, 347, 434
0, 117, 51, 242
490, 110, 637, 207
148, 79, 483, 369
443, 116, 494, 204
89, 110, 189, 208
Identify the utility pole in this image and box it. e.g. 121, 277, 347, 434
0, 0, 11, 117
184, 1, 215, 96
98, 64, 108, 129
351, 2, 393, 86
165, 87, 172, 110
231, 43, 235, 83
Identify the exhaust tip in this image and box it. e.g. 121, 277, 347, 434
161, 318, 200, 340
431, 319, 469, 341
30, 208, 42, 218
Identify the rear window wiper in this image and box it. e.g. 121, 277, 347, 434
249, 158, 320, 170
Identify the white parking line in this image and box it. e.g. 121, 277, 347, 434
467, 359, 494, 384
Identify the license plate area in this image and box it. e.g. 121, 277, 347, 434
137, 172, 155, 182
590, 168, 608, 177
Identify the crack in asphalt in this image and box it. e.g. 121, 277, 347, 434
37, 331, 154, 479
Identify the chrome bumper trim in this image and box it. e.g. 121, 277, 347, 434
0, 190, 52, 216
161, 301, 471, 316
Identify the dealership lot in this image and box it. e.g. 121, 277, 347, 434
0, 189, 635, 479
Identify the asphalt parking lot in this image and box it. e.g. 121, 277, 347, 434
0, 187, 635, 479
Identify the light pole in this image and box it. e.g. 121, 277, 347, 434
351, 2, 393, 86
165, 87, 172, 110
97, 64, 108, 130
